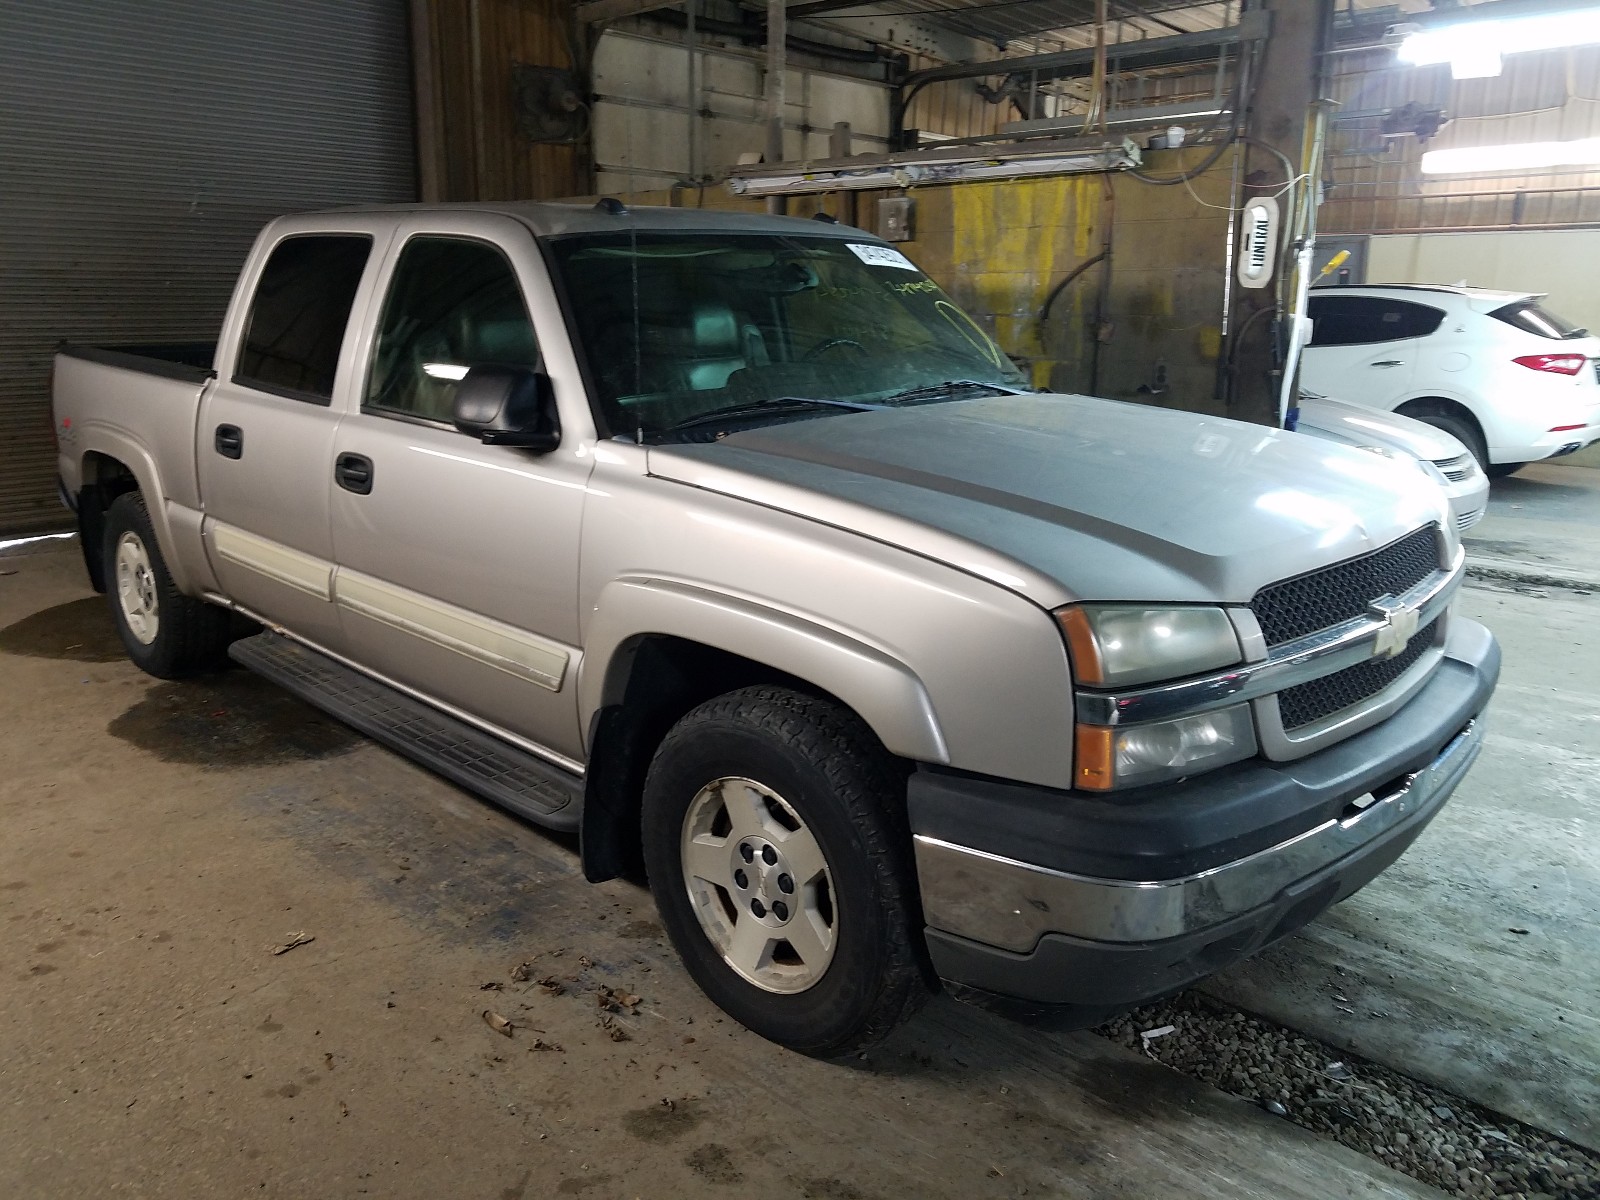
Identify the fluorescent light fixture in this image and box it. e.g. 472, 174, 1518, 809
1398, 8, 1600, 79
1420, 137, 1600, 174
422, 362, 469, 380
728, 147, 1139, 197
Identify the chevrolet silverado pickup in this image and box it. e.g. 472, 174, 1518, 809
52, 201, 1499, 1056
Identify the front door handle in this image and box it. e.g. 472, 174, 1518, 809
214, 424, 243, 459
1370, 360, 1406, 368
335, 452, 374, 495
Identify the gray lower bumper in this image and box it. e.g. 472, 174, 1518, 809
914, 717, 1482, 953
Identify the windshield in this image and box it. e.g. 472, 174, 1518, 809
547, 231, 1025, 438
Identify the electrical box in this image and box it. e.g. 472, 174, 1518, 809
877, 196, 914, 242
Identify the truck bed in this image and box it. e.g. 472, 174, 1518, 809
59, 341, 217, 383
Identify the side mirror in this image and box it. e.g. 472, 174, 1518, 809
452, 365, 561, 451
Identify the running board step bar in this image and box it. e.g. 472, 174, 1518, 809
229, 632, 581, 831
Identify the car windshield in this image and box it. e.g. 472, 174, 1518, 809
547, 231, 1025, 439
1489, 299, 1589, 340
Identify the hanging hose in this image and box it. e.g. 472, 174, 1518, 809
1035, 250, 1109, 333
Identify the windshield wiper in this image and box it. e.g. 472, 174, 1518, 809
878, 379, 1029, 405
660, 395, 886, 436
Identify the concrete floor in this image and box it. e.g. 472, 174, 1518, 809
1, 465, 1594, 1198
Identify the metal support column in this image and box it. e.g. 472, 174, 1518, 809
1224, 0, 1333, 427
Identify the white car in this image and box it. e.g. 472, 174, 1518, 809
1295, 393, 1488, 532
1301, 285, 1600, 477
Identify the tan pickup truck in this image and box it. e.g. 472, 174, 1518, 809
52, 201, 1498, 1055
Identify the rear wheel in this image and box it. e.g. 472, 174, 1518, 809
104, 492, 232, 678
1484, 461, 1526, 479
642, 686, 933, 1057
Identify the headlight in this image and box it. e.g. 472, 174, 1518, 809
1076, 704, 1256, 790
1056, 604, 1241, 688
1355, 444, 1403, 460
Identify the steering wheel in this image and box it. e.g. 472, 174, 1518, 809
803, 337, 866, 361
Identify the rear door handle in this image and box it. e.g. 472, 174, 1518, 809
1370, 360, 1405, 368
335, 452, 374, 495
214, 424, 243, 459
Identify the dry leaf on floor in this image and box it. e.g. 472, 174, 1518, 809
529, 1039, 563, 1052
483, 1010, 515, 1038
536, 976, 564, 997
509, 961, 536, 983
270, 932, 314, 956
600, 1018, 630, 1043
480, 981, 503, 991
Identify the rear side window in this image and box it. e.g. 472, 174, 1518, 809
364, 237, 539, 423
1308, 296, 1446, 346
1489, 300, 1589, 340
236, 234, 373, 403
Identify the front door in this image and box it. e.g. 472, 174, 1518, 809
328, 226, 593, 765
198, 230, 385, 647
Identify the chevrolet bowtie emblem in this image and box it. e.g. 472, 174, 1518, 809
1369, 594, 1421, 659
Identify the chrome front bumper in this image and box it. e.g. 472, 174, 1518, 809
913, 717, 1483, 954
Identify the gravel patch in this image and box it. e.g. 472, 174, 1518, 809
1097, 993, 1600, 1200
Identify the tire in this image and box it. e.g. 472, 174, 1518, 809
1401, 405, 1488, 474
1484, 461, 1526, 479
641, 685, 933, 1057
104, 492, 233, 679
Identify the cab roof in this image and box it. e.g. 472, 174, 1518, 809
314, 199, 869, 241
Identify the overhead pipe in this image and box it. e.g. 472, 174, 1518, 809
641, 9, 885, 65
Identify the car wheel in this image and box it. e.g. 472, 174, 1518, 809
1484, 461, 1526, 479
104, 492, 233, 678
642, 685, 933, 1057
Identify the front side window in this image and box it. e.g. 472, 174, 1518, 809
236, 234, 372, 402
365, 237, 539, 422
1308, 296, 1445, 346
548, 232, 1024, 439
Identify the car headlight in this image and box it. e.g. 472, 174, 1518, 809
1075, 704, 1257, 791
1356, 444, 1403, 460
1055, 604, 1241, 688
1056, 605, 1254, 790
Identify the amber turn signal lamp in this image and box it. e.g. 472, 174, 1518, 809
1056, 607, 1104, 686
1075, 725, 1115, 791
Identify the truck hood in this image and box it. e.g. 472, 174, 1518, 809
646, 393, 1452, 607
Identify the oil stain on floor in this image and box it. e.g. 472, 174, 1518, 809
108, 672, 360, 767
0, 596, 126, 662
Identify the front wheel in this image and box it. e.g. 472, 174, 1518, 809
103, 492, 233, 678
642, 686, 933, 1056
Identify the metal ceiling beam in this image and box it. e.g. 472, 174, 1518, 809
575, 0, 679, 25
901, 10, 1268, 90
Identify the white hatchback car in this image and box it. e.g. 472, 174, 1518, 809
1294, 393, 1488, 532
1301, 285, 1600, 477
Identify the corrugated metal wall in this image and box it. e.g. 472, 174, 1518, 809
1323, 45, 1600, 235
0, 0, 416, 535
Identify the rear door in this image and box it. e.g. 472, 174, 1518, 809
197, 224, 390, 646
326, 218, 593, 764
1302, 294, 1443, 410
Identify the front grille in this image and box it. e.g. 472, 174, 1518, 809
1430, 454, 1473, 482
1277, 618, 1437, 731
1250, 526, 1441, 647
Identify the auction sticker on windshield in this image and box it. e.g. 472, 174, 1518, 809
847, 243, 920, 271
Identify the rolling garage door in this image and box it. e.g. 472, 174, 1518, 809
0, 0, 416, 535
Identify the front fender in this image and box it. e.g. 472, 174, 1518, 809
578, 576, 949, 765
